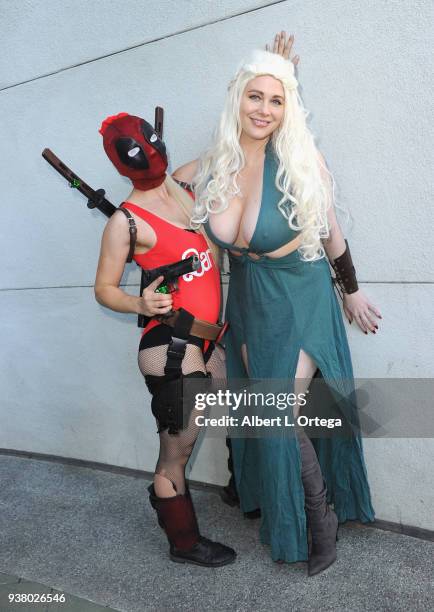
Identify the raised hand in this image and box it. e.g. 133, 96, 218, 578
266, 31, 299, 66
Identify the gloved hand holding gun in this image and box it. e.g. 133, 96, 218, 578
139, 255, 201, 318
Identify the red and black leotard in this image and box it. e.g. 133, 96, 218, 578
120, 201, 221, 352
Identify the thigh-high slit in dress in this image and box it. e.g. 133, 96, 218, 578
205, 143, 375, 563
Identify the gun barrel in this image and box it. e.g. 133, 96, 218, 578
164, 255, 200, 280
141, 255, 201, 289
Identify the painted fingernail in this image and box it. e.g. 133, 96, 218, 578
375, 325, 378, 329
364, 331, 368, 335
372, 330, 376, 334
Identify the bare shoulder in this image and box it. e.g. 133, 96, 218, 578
172, 159, 199, 184
106, 208, 131, 233
100, 209, 131, 248
104, 207, 154, 251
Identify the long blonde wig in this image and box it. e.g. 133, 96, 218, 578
192, 49, 344, 262
165, 174, 221, 266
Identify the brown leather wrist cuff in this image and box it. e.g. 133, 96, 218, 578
331, 239, 359, 295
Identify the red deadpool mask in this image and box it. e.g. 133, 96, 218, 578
99, 112, 168, 190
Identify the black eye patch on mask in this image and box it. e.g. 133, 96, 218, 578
115, 137, 150, 169
141, 121, 167, 159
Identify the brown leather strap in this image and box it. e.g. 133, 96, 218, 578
157, 310, 224, 341
117, 207, 137, 263
173, 177, 194, 193
330, 239, 359, 295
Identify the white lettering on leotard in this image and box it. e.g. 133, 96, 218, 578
181, 248, 213, 282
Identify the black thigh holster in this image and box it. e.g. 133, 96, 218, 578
145, 308, 210, 435
146, 370, 208, 435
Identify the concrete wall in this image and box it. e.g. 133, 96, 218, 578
1, 1, 433, 530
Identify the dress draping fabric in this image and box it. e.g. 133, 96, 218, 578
205, 143, 375, 563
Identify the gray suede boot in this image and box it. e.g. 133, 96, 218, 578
305, 479, 339, 576
296, 427, 339, 576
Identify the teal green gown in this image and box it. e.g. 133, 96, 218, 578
205, 142, 375, 563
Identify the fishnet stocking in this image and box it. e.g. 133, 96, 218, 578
138, 342, 225, 497
138, 343, 206, 378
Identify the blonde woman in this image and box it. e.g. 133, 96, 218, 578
173, 34, 381, 575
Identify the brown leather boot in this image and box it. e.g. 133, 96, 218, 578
148, 484, 236, 567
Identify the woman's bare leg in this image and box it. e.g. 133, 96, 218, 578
138, 343, 207, 498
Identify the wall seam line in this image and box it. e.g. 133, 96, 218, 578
0, 0, 286, 91
1, 280, 433, 292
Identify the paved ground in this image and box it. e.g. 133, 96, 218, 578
0, 455, 433, 612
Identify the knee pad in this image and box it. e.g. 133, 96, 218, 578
148, 371, 208, 435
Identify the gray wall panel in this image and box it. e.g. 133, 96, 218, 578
365, 439, 434, 531
1, 0, 433, 531
0, 0, 272, 88
1, 0, 432, 289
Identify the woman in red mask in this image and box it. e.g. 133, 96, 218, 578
94, 113, 235, 567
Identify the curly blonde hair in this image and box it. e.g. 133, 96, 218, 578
192, 49, 345, 261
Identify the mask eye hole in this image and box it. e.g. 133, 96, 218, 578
128, 146, 141, 157
141, 120, 167, 161
115, 137, 149, 169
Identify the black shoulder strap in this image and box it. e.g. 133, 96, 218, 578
173, 177, 194, 193
117, 206, 137, 263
